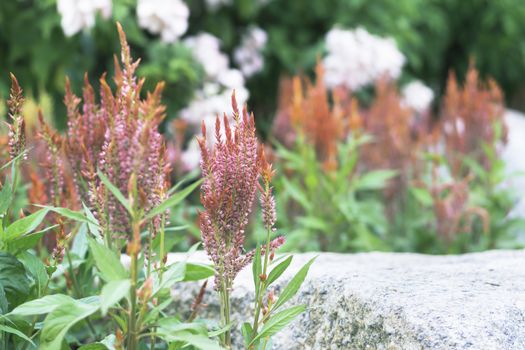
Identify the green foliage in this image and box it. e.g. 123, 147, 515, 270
274, 134, 393, 252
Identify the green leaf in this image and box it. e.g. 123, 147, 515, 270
0, 149, 29, 170
100, 279, 130, 316
241, 322, 253, 346
0, 181, 13, 215
266, 256, 292, 287
0, 324, 35, 346
4, 208, 50, 241
157, 319, 207, 334
9, 294, 73, 316
207, 323, 231, 338
9, 225, 57, 253
410, 187, 433, 206
272, 256, 316, 310
183, 263, 215, 281
0, 252, 30, 310
166, 332, 223, 350
18, 251, 49, 297
78, 344, 109, 350
249, 305, 306, 345
252, 245, 262, 295
88, 238, 128, 282
37, 205, 99, 226
144, 179, 202, 220
281, 177, 312, 211
39, 300, 99, 350
97, 170, 131, 214
83, 202, 102, 241
154, 262, 185, 295
354, 170, 397, 191
70, 223, 89, 259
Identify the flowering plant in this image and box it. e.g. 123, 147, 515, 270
198, 94, 315, 349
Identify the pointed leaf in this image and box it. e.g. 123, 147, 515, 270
0, 324, 35, 346
10, 294, 73, 316
241, 322, 253, 346
0, 252, 30, 310
272, 256, 316, 310
83, 202, 102, 241
97, 170, 131, 214
252, 245, 262, 295
183, 263, 214, 281
145, 179, 202, 220
39, 300, 99, 350
4, 208, 49, 241
88, 238, 128, 282
37, 205, 99, 226
266, 256, 292, 287
100, 279, 130, 316
153, 262, 185, 295
249, 305, 305, 345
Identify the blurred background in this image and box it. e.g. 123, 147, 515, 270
2, 0, 525, 254
2, 0, 525, 128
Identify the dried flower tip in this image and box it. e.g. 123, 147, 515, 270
258, 146, 275, 183
259, 273, 267, 282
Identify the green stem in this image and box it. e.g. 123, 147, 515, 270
219, 274, 232, 349
65, 248, 97, 338
127, 215, 141, 350
251, 226, 272, 344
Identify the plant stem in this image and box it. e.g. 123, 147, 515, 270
127, 215, 141, 350
65, 247, 97, 338
219, 277, 232, 348
251, 226, 272, 345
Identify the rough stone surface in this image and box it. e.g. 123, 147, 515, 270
168, 249, 525, 350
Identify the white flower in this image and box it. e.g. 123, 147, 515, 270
234, 27, 267, 77
184, 33, 229, 78
137, 0, 189, 43
402, 81, 434, 113
323, 27, 405, 90
57, 0, 112, 37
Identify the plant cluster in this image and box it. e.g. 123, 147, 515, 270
0, 24, 311, 349
271, 62, 522, 253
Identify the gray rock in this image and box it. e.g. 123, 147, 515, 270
168, 250, 525, 349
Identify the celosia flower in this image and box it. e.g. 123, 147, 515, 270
258, 147, 276, 230
64, 23, 170, 238
198, 94, 284, 290
6, 74, 26, 161
198, 94, 259, 290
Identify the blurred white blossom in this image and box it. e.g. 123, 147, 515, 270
204, 0, 272, 11
234, 27, 268, 77
180, 33, 250, 169
204, 0, 232, 10
57, 0, 112, 37
137, 0, 189, 43
323, 27, 405, 90
184, 33, 229, 78
402, 81, 434, 113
